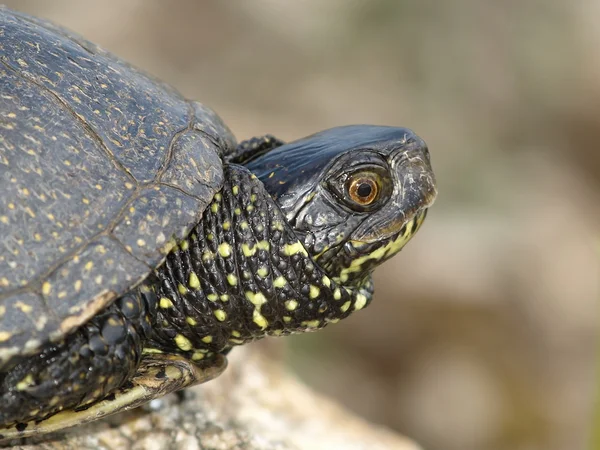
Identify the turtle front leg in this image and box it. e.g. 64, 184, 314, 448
225, 135, 285, 164
0, 292, 150, 428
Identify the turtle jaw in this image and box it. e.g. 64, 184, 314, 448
329, 208, 430, 285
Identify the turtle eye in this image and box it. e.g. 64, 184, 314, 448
347, 174, 379, 206
342, 171, 387, 210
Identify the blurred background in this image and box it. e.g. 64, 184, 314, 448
4, 1, 598, 449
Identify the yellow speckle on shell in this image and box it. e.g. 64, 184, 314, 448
178, 283, 188, 295
0, 331, 11, 342
41, 281, 52, 296
340, 301, 351, 313
333, 288, 342, 300
302, 320, 320, 328
227, 274, 237, 286
192, 352, 205, 361
201, 335, 213, 343
257, 267, 268, 277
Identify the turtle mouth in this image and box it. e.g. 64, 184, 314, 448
349, 208, 428, 254
329, 208, 429, 283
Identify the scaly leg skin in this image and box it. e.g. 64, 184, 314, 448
225, 135, 285, 165
0, 292, 152, 427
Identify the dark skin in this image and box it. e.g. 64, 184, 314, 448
0, 126, 436, 428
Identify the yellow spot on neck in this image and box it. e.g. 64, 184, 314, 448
16, 374, 34, 391
214, 309, 227, 321
202, 251, 214, 262
227, 274, 237, 286
256, 241, 270, 251
188, 273, 201, 289
178, 283, 188, 295
340, 301, 351, 313
333, 288, 342, 300
301, 320, 320, 328
257, 267, 268, 277
245, 291, 267, 306
174, 334, 192, 351
242, 243, 256, 257
309, 285, 320, 299
201, 335, 213, 343
253, 309, 268, 329
159, 297, 173, 308
283, 242, 308, 256
285, 299, 298, 311
354, 293, 368, 311
273, 276, 287, 288
186, 316, 197, 326
218, 242, 232, 258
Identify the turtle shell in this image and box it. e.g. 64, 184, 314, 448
0, 7, 236, 370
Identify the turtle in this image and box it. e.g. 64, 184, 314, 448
0, 6, 437, 443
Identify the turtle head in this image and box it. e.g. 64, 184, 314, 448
246, 125, 437, 287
